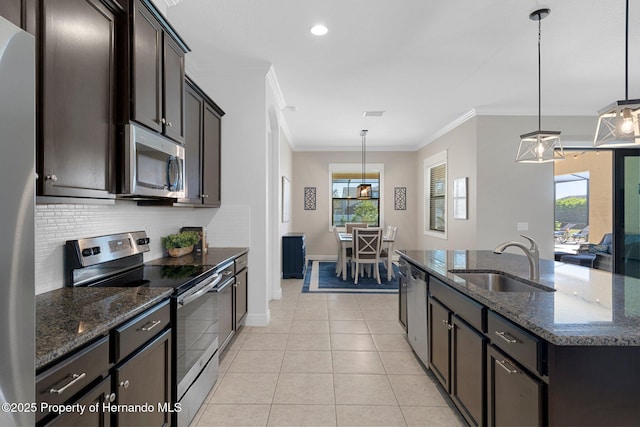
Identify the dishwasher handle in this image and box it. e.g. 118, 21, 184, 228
409, 266, 426, 282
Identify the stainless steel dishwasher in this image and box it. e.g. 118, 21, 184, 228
406, 262, 428, 366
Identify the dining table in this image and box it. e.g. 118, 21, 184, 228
338, 232, 395, 281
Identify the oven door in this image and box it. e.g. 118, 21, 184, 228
121, 123, 185, 198
175, 272, 221, 400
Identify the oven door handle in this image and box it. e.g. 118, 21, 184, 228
178, 273, 221, 307
216, 277, 234, 293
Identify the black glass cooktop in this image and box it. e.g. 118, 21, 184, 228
87, 264, 211, 294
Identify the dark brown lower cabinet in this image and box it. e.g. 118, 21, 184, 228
45, 377, 112, 427
487, 345, 543, 427
114, 329, 172, 427
398, 264, 408, 332
451, 316, 485, 427
429, 294, 485, 426
234, 267, 247, 329
217, 276, 234, 350
428, 297, 450, 391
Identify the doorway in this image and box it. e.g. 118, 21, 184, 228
614, 149, 640, 278
553, 150, 613, 268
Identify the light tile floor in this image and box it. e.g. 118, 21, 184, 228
190, 278, 465, 427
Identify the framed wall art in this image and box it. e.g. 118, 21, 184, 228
304, 187, 316, 210
394, 187, 407, 210
453, 177, 468, 220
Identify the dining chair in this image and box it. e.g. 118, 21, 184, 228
333, 225, 351, 277
345, 222, 368, 234
352, 227, 383, 285
380, 226, 398, 281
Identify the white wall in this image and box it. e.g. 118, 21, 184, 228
476, 115, 596, 259
35, 202, 216, 294
179, 66, 272, 326
416, 117, 478, 251
414, 114, 597, 260
291, 150, 417, 258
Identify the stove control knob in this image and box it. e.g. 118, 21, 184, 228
81, 248, 92, 257
92, 246, 101, 255
137, 238, 150, 245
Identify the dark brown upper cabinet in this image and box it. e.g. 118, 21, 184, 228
130, 0, 189, 144
0, 0, 22, 28
0, 0, 36, 33
37, 0, 123, 199
181, 77, 224, 207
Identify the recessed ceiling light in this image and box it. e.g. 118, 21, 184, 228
310, 24, 328, 36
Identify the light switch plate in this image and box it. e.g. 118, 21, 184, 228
517, 222, 529, 231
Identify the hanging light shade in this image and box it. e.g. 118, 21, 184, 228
516, 8, 564, 163
594, 0, 640, 147
356, 129, 371, 199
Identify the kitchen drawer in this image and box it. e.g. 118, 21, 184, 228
235, 252, 248, 273
430, 277, 485, 332
487, 310, 544, 375
36, 336, 110, 422
112, 300, 170, 363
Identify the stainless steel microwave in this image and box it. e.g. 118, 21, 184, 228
120, 124, 185, 199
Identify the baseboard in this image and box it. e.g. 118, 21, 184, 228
243, 311, 270, 327
271, 286, 282, 300
307, 254, 338, 262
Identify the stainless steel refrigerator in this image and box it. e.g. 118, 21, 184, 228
0, 16, 35, 427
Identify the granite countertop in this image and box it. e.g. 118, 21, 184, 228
145, 247, 248, 268
36, 287, 173, 371
398, 249, 640, 347
36, 247, 248, 371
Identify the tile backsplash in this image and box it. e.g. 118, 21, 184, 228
35, 202, 216, 294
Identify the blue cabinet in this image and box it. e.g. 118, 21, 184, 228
282, 233, 306, 279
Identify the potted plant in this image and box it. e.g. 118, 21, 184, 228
161, 230, 201, 257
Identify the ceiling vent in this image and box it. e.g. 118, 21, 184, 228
363, 111, 384, 118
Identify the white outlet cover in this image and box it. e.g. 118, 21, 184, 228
517, 222, 529, 231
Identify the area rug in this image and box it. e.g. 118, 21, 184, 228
302, 260, 399, 294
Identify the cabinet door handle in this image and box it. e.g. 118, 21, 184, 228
161, 118, 166, 124
495, 330, 518, 344
49, 372, 86, 395
120, 380, 130, 389
167, 122, 173, 127
201, 194, 209, 198
496, 359, 518, 374
441, 319, 453, 330
45, 174, 58, 182
107, 393, 116, 403
141, 320, 162, 332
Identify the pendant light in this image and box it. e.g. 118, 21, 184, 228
356, 129, 371, 199
516, 9, 564, 163
594, 0, 640, 147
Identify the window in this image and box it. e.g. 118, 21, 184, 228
329, 163, 384, 228
424, 151, 447, 238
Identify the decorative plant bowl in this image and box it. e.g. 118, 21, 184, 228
167, 245, 194, 258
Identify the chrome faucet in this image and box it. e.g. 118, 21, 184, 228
493, 235, 540, 281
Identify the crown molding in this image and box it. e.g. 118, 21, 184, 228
266, 66, 293, 144
416, 109, 478, 150
161, 0, 184, 7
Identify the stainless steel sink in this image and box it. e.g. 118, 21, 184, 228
451, 271, 555, 293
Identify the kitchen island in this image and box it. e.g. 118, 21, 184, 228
398, 249, 640, 426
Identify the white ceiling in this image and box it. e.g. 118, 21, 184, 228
166, 0, 640, 150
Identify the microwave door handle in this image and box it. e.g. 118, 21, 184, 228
167, 157, 179, 191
